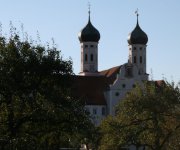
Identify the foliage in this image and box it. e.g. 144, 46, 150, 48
99, 81, 180, 150
0, 30, 94, 149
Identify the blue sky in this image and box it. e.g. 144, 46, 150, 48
0, 0, 180, 83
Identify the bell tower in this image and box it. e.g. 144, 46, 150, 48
127, 11, 148, 79
78, 7, 100, 76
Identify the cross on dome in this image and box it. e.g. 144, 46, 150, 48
135, 9, 139, 24
88, 2, 91, 21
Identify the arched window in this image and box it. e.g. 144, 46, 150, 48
134, 56, 136, 63
85, 54, 88, 62
90, 54, 93, 61
140, 56, 142, 63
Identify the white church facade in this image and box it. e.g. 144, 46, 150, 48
73, 11, 159, 125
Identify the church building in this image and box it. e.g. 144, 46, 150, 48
73, 10, 155, 125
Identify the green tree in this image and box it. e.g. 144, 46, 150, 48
99, 81, 180, 150
0, 31, 94, 149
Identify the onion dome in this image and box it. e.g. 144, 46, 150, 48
128, 14, 148, 45
78, 11, 100, 43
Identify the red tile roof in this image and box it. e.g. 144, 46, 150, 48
72, 76, 109, 105
72, 66, 121, 105
100, 66, 121, 84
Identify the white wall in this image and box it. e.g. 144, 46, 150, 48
106, 63, 148, 115
85, 105, 107, 125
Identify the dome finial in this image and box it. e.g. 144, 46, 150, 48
135, 8, 139, 25
88, 2, 91, 22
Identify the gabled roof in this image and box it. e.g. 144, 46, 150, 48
100, 66, 121, 84
72, 76, 109, 105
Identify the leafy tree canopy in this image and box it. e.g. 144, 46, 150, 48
0, 27, 94, 150
99, 81, 180, 150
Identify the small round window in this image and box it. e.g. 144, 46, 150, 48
115, 92, 119, 96
122, 84, 126, 88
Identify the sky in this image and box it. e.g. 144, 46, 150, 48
0, 0, 180, 83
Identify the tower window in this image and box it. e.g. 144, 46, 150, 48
140, 56, 142, 63
85, 45, 88, 48
134, 47, 136, 50
85, 54, 88, 62
134, 56, 136, 63
90, 45, 94, 48
140, 47, 142, 50
90, 54, 94, 61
